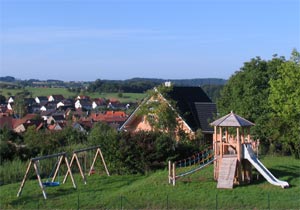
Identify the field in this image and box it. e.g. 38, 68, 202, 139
0, 155, 299, 209
0, 87, 146, 103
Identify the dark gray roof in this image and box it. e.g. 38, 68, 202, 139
166, 86, 216, 132
210, 111, 254, 127
193, 102, 217, 133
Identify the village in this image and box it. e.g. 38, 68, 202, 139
0, 94, 134, 134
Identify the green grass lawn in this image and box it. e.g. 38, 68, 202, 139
0, 155, 299, 209
0, 87, 146, 103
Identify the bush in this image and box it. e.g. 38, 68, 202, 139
0, 158, 27, 185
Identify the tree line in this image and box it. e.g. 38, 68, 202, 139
218, 49, 300, 158
0, 122, 205, 184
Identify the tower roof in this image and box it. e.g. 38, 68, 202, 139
210, 111, 254, 127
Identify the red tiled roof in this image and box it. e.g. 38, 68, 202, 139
12, 114, 39, 128
0, 116, 14, 130
90, 111, 128, 123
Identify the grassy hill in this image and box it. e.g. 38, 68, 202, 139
0, 155, 299, 209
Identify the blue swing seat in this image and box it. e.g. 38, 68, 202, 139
42, 181, 60, 187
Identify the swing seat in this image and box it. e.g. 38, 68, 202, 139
42, 181, 60, 187
90, 168, 96, 174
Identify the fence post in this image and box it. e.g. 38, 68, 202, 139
77, 193, 80, 210
267, 193, 270, 210
166, 195, 169, 210
215, 193, 218, 210
120, 195, 123, 210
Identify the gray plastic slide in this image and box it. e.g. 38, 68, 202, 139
243, 144, 289, 188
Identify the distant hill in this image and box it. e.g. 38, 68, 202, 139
0, 76, 16, 83
0, 76, 226, 86
126, 78, 227, 86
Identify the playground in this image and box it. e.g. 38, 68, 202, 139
1, 112, 296, 208
0, 154, 299, 209
168, 112, 289, 189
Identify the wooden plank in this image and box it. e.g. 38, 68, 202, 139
217, 157, 237, 189
33, 162, 47, 199
17, 160, 32, 197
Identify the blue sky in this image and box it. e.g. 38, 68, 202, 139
0, 0, 299, 81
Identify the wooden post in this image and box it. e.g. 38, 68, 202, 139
52, 155, 64, 182
236, 127, 242, 184
98, 148, 110, 176
225, 127, 228, 143
74, 154, 87, 183
33, 161, 47, 199
213, 126, 218, 180
64, 156, 77, 189
219, 127, 223, 158
247, 127, 250, 143
64, 153, 87, 184
168, 161, 171, 184
17, 160, 32, 197
89, 148, 109, 176
241, 128, 245, 144
172, 163, 176, 186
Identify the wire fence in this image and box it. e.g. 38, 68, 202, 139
27, 192, 300, 210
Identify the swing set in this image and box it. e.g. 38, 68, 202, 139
17, 152, 76, 199
63, 146, 110, 184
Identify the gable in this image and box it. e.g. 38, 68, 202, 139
165, 86, 215, 132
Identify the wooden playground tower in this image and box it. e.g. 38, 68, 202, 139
210, 111, 255, 189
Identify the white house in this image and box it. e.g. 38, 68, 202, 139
8, 97, 14, 104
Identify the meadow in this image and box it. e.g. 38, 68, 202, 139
0, 87, 146, 103
0, 155, 299, 209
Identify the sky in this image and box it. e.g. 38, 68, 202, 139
0, 0, 299, 81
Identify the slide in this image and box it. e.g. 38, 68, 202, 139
243, 144, 289, 188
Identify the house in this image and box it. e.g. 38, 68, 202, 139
120, 85, 217, 141
13, 119, 44, 133
8, 96, 14, 104
57, 99, 74, 110
47, 114, 65, 125
75, 99, 92, 110
90, 111, 128, 129
72, 122, 87, 133
48, 122, 64, 131
76, 95, 90, 100
35, 96, 48, 104
92, 98, 107, 109
48, 94, 65, 102
40, 101, 57, 112
7, 103, 13, 111
12, 114, 41, 133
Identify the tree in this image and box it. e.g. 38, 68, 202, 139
137, 85, 178, 136
87, 122, 122, 173
14, 91, 29, 118
217, 55, 285, 152
0, 95, 6, 104
269, 49, 300, 158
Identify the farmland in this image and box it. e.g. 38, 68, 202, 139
0, 87, 146, 103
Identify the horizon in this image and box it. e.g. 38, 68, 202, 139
0, 75, 228, 82
1, 0, 299, 81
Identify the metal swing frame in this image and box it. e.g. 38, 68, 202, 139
17, 152, 76, 199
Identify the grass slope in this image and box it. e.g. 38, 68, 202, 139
0, 156, 299, 209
